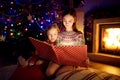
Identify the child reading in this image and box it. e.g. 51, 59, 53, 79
18, 23, 60, 67
45, 8, 89, 78
9, 23, 60, 80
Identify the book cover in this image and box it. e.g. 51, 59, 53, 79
29, 37, 88, 67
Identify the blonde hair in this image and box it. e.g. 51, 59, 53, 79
45, 23, 60, 40
46, 23, 60, 34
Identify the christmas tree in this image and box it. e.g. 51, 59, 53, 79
0, 0, 66, 58
0, 0, 64, 42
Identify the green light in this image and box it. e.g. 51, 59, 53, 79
86, 37, 90, 41
17, 32, 21, 35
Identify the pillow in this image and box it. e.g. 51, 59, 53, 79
29, 37, 88, 67
54, 68, 120, 80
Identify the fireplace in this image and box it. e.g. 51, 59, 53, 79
93, 17, 120, 56
88, 17, 120, 66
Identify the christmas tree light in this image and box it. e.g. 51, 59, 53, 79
0, 0, 63, 42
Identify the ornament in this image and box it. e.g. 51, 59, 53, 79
0, 35, 6, 42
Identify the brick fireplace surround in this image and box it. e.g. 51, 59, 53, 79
88, 17, 120, 67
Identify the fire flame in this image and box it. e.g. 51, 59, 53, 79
103, 28, 120, 50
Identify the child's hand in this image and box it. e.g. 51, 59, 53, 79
84, 58, 89, 67
18, 56, 28, 67
28, 57, 36, 66
35, 60, 43, 65
86, 58, 89, 64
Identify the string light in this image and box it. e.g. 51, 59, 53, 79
11, 24, 14, 27
0, 0, 66, 41
25, 28, 28, 32
10, 1, 14, 4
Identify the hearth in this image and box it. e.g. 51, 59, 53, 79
93, 17, 120, 56
88, 17, 120, 66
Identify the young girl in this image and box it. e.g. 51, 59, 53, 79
57, 8, 85, 46
45, 24, 61, 78
17, 23, 59, 67
30, 23, 60, 67
46, 23, 60, 45
46, 8, 89, 78
10, 23, 60, 80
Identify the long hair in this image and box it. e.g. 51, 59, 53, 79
60, 8, 79, 32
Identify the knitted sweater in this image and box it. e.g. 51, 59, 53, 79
56, 31, 85, 46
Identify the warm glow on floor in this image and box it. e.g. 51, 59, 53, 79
101, 66, 120, 75
90, 61, 120, 76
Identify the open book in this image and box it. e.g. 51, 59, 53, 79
29, 37, 88, 67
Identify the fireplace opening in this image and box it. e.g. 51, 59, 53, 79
99, 23, 120, 56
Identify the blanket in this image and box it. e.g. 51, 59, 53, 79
54, 67, 120, 80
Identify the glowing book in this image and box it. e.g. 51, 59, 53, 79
29, 37, 88, 67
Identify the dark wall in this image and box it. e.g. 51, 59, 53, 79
84, 0, 120, 14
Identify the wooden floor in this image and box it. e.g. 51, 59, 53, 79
89, 61, 120, 76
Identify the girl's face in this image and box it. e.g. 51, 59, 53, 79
47, 28, 58, 42
63, 14, 75, 31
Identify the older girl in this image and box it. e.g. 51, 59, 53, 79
46, 8, 88, 78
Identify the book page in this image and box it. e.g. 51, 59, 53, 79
29, 37, 88, 66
